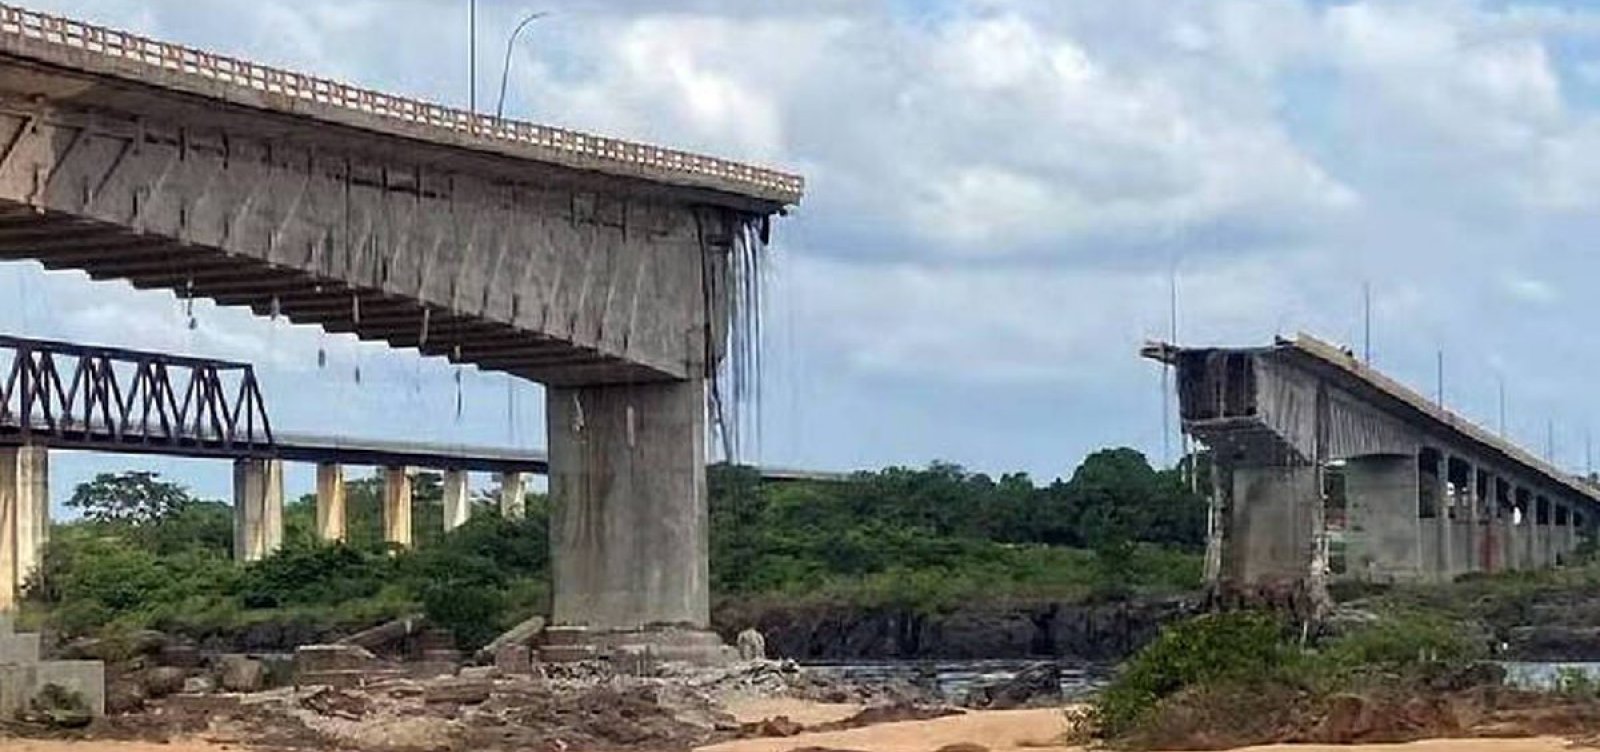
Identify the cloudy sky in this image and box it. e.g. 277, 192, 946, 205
9, 0, 1600, 504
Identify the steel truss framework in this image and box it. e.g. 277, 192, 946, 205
0, 334, 272, 454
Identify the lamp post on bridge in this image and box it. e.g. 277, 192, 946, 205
497, 11, 550, 119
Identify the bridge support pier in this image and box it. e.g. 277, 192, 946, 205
0, 445, 47, 612
1344, 455, 1422, 583
316, 463, 346, 543
499, 472, 526, 520
1226, 465, 1317, 588
547, 379, 709, 631
382, 467, 412, 550
233, 459, 283, 562
443, 470, 470, 532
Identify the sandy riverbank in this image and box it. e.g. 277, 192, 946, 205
2, 706, 1586, 752
703, 703, 1582, 752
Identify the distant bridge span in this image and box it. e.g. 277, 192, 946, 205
0, 3, 805, 636
1145, 333, 1600, 590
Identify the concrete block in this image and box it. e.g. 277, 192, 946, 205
494, 644, 532, 675
0, 632, 40, 665
0, 664, 36, 718
37, 661, 106, 717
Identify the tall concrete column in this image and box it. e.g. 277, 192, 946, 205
0, 445, 47, 612
233, 458, 284, 562
1466, 464, 1482, 574
1434, 454, 1452, 582
1537, 497, 1553, 568
315, 463, 347, 543
1344, 454, 1422, 583
1225, 464, 1317, 587
382, 467, 412, 549
498, 471, 526, 520
1561, 505, 1574, 556
443, 469, 471, 532
547, 379, 709, 630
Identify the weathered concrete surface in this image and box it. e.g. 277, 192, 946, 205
1344, 455, 1422, 583
548, 378, 709, 630
0, 444, 45, 611
232, 458, 284, 563
0, 90, 754, 386
316, 462, 347, 543
0, 6, 797, 386
383, 467, 413, 549
443, 469, 470, 531
499, 471, 527, 520
0, 618, 104, 720
1227, 465, 1317, 587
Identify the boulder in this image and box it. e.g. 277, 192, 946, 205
137, 666, 189, 699
737, 628, 768, 661
972, 663, 1060, 709
182, 676, 216, 695
218, 655, 265, 693
158, 643, 204, 669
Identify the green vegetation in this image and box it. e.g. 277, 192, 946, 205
1092, 608, 1487, 745
711, 448, 1206, 609
28, 446, 1205, 647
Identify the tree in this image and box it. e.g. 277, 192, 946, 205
67, 472, 194, 526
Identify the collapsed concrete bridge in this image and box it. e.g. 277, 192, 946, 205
1145, 334, 1600, 590
0, 2, 803, 648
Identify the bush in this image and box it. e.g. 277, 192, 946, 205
1095, 611, 1293, 738
1320, 610, 1483, 674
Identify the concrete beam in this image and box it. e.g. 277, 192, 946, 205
382, 467, 412, 550
315, 463, 347, 543
0, 445, 46, 612
232, 458, 284, 562
443, 469, 470, 532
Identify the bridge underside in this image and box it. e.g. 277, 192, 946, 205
0, 55, 772, 386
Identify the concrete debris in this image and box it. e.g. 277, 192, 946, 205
218, 654, 266, 693
59, 657, 950, 752
476, 614, 547, 664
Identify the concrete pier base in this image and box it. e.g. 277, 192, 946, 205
232, 458, 283, 563
1344, 454, 1422, 583
0, 446, 46, 612
316, 463, 346, 543
443, 470, 470, 532
0, 617, 103, 720
547, 379, 709, 630
499, 471, 526, 520
1226, 464, 1317, 588
382, 467, 412, 549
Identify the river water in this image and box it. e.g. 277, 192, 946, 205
804, 660, 1594, 702
802, 660, 1112, 703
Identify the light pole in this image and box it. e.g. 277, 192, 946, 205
497, 11, 549, 119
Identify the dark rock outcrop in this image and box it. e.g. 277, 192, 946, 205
716, 596, 1195, 661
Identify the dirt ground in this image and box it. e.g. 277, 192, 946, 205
701, 704, 1586, 752
3, 699, 1594, 752
1, 714, 1590, 752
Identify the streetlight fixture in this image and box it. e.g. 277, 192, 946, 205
497, 11, 549, 119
